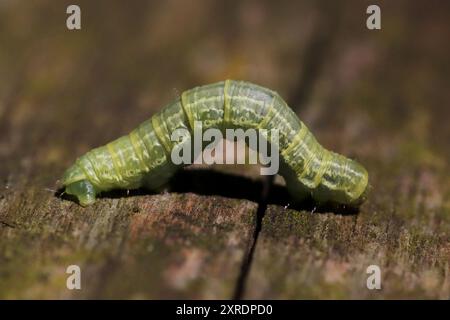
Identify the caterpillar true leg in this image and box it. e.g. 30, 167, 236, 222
61, 80, 369, 207
65, 180, 98, 206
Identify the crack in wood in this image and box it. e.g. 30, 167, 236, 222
0, 220, 16, 228
233, 175, 274, 300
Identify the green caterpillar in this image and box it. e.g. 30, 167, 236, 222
62, 80, 369, 207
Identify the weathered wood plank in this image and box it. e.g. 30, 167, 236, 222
0, 188, 258, 298
2, 0, 447, 300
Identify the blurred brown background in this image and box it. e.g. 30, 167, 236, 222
0, 0, 449, 299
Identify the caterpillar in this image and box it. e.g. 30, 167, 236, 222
62, 80, 369, 207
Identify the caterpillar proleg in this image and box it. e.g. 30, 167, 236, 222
62, 80, 369, 206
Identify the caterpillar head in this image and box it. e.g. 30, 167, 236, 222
62, 164, 98, 206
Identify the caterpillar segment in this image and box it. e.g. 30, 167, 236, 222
62, 80, 369, 206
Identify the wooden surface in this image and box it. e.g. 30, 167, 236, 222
0, 0, 449, 299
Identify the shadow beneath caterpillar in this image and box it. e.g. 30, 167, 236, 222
168, 168, 359, 216
57, 168, 359, 216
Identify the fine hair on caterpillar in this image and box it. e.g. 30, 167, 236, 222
170, 120, 280, 175
61, 80, 369, 207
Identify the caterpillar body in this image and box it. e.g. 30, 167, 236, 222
62, 80, 369, 207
